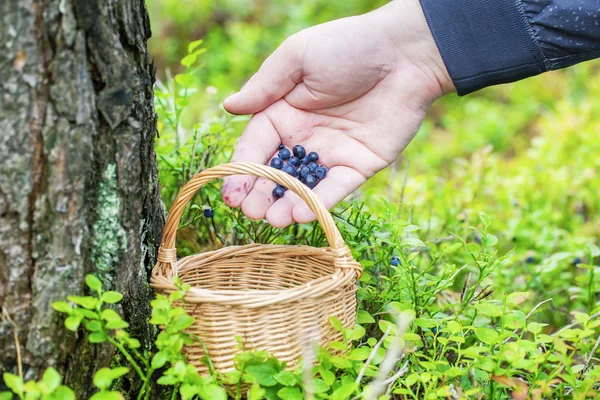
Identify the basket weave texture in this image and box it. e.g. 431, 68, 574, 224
151, 162, 361, 375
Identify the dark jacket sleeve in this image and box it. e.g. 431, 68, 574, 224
419, 0, 600, 95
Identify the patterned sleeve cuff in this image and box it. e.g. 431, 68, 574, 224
419, 0, 548, 95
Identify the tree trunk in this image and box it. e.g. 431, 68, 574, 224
0, 0, 163, 397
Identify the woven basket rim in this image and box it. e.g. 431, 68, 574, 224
150, 243, 357, 308
151, 163, 362, 308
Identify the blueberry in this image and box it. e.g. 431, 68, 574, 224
273, 185, 285, 199
278, 144, 285, 150
270, 158, 283, 169
299, 165, 310, 179
203, 207, 214, 218
279, 148, 291, 160
431, 327, 438, 335
293, 145, 306, 159
307, 162, 318, 173
282, 164, 296, 176
314, 166, 327, 180
573, 257, 582, 265
301, 157, 310, 165
307, 151, 319, 162
288, 157, 300, 167
525, 256, 535, 264
303, 174, 318, 189
390, 256, 400, 266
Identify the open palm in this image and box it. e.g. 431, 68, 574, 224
222, 0, 452, 228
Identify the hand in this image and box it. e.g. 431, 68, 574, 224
222, 0, 454, 228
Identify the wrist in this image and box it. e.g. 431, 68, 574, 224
367, 0, 455, 101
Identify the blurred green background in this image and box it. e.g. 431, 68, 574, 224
147, 0, 600, 324
143, 2, 600, 396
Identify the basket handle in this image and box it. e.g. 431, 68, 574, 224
156, 162, 361, 277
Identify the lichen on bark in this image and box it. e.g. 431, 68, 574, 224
91, 164, 128, 289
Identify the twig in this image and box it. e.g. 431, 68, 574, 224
503, 298, 553, 345
552, 311, 600, 337
384, 359, 410, 394
583, 334, 600, 374
3, 309, 23, 379
398, 160, 410, 215
302, 323, 320, 400
363, 312, 412, 400
355, 327, 392, 384
526, 298, 554, 320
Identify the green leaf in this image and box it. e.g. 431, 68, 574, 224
357, 310, 375, 324
402, 332, 422, 341
507, 292, 530, 306
312, 378, 329, 394
54, 386, 76, 400
171, 315, 194, 331
89, 391, 123, 400
88, 332, 107, 343
245, 363, 278, 387
329, 316, 344, 332
187, 39, 204, 53
85, 275, 103, 292
151, 298, 169, 310
67, 296, 100, 310
527, 322, 547, 335
101, 291, 123, 304
401, 238, 425, 248
180, 54, 197, 68
72, 308, 99, 320
42, 367, 62, 391
274, 370, 296, 386
248, 383, 265, 400
64, 316, 82, 331
346, 325, 366, 341
151, 351, 170, 369
348, 348, 371, 361
474, 327, 499, 345
100, 309, 122, 322
107, 367, 128, 380
330, 383, 358, 400
52, 301, 72, 314
174, 73, 193, 87
320, 369, 335, 386
485, 234, 498, 247
197, 384, 226, 400
3, 373, 23, 395
0, 392, 12, 400
331, 356, 352, 369
277, 387, 303, 400
475, 302, 502, 317
105, 320, 129, 330
93, 368, 127, 391
479, 212, 491, 227
85, 320, 103, 332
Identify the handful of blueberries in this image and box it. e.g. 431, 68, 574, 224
269, 144, 328, 199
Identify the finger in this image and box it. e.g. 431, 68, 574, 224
292, 166, 366, 224
223, 33, 306, 115
222, 113, 279, 208
266, 188, 303, 229
241, 178, 277, 220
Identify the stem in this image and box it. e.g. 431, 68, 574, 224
107, 337, 146, 381
171, 384, 180, 400
136, 368, 155, 400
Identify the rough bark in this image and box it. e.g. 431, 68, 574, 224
0, 0, 163, 397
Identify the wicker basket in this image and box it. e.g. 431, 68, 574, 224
150, 162, 361, 376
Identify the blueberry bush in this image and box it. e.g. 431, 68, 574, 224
3, 1, 599, 399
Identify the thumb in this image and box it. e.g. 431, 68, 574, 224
223, 33, 305, 115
